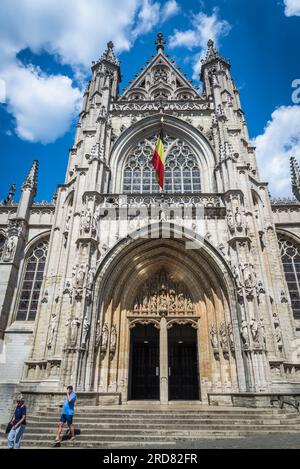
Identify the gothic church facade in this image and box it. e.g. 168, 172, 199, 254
1, 35, 300, 418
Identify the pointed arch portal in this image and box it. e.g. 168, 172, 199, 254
92, 237, 244, 403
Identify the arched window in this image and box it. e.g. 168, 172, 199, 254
278, 235, 300, 320
16, 240, 49, 321
123, 135, 201, 194
0, 234, 5, 259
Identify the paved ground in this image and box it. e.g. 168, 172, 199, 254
1, 434, 300, 449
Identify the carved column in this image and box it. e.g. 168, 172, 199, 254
160, 316, 169, 404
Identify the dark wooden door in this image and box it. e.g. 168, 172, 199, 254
130, 325, 159, 400
168, 325, 199, 400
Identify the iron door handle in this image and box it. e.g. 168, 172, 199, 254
169, 367, 171, 377
156, 367, 159, 376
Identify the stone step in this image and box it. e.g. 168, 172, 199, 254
41, 407, 285, 415
21, 425, 300, 440
33, 411, 288, 419
23, 418, 293, 427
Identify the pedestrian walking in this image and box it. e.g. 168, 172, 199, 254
7, 395, 27, 449
53, 385, 77, 446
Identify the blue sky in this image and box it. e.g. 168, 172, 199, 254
0, 0, 300, 201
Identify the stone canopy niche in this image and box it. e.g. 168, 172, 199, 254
132, 268, 194, 316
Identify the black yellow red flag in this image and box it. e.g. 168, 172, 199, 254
152, 119, 165, 189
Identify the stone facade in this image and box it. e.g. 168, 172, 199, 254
1, 35, 300, 419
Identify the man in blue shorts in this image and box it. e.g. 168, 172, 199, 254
53, 385, 76, 446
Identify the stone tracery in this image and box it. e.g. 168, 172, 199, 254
123, 135, 201, 194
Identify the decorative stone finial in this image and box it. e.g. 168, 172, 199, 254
22, 160, 38, 195
156, 32, 166, 52
3, 184, 16, 206
291, 157, 300, 202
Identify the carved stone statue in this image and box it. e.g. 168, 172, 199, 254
273, 313, 283, 349
210, 326, 219, 350
75, 265, 85, 291
3, 236, 17, 262
227, 210, 235, 232
92, 209, 99, 236
95, 321, 101, 348
87, 268, 95, 291
70, 317, 81, 347
81, 315, 90, 348
240, 320, 249, 347
48, 313, 57, 348
227, 324, 235, 352
259, 317, 266, 348
80, 208, 92, 234
219, 323, 229, 352
110, 325, 117, 355
235, 207, 243, 230
101, 323, 109, 353
250, 318, 259, 344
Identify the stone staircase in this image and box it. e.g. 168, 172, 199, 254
1, 405, 300, 448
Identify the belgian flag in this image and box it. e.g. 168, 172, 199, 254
152, 119, 165, 190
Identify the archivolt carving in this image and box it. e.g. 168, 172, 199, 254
129, 318, 161, 329
132, 268, 194, 316
167, 319, 198, 329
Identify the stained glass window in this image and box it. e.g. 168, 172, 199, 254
16, 240, 48, 321
278, 236, 300, 320
123, 135, 201, 194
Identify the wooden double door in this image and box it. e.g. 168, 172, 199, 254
129, 324, 199, 401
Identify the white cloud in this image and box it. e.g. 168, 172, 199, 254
163, 0, 181, 20
132, 0, 161, 38
2, 63, 82, 144
0, 0, 180, 144
284, 0, 300, 16
169, 8, 231, 80
254, 106, 300, 198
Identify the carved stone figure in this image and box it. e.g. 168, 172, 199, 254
92, 209, 99, 236
210, 326, 219, 350
110, 325, 117, 355
235, 207, 243, 230
101, 324, 109, 353
273, 313, 283, 349
48, 313, 57, 348
76, 265, 86, 291
80, 208, 92, 234
3, 236, 17, 262
240, 320, 249, 347
250, 318, 259, 344
219, 323, 229, 352
227, 324, 235, 352
95, 321, 101, 348
87, 268, 95, 291
70, 317, 81, 347
81, 315, 90, 348
259, 317, 266, 348
227, 210, 235, 232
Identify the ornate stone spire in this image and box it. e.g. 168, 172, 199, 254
202, 39, 221, 65
291, 157, 300, 202
155, 32, 166, 52
22, 160, 38, 195
100, 41, 119, 66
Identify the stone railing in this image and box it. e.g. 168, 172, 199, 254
112, 99, 209, 113
271, 197, 300, 206
96, 193, 225, 209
